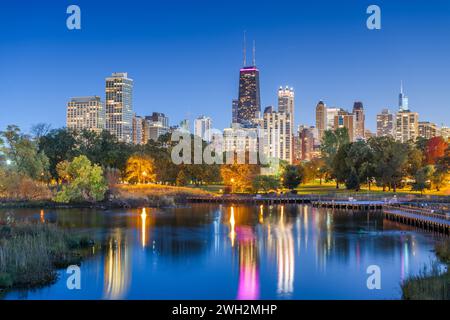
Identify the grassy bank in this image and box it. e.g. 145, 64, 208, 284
0, 221, 94, 290
401, 240, 450, 300
110, 184, 214, 207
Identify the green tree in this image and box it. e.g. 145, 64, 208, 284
252, 175, 280, 193
413, 165, 434, 194
1, 125, 49, 181
369, 136, 409, 192
320, 128, 350, 188
54, 155, 107, 203
282, 165, 304, 190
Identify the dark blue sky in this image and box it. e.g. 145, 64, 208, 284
1, 0, 449, 132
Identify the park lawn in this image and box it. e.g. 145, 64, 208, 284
296, 181, 450, 196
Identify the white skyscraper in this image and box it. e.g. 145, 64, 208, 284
263, 107, 293, 164
194, 115, 212, 142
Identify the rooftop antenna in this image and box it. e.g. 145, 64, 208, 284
400, 80, 403, 94
243, 31, 247, 67
252, 40, 256, 66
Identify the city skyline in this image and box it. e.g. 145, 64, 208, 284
1, 0, 450, 133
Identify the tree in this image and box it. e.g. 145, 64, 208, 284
369, 136, 409, 192
413, 165, 434, 194
221, 161, 259, 193
54, 155, 107, 203
320, 128, 350, 188
124, 155, 156, 184
0, 125, 49, 181
282, 165, 304, 190
425, 137, 448, 165
252, 175, 280, 193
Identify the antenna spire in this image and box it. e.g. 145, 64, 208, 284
243, 31, 247, 66
400, 80, 403, 94
252, 40, 256, 66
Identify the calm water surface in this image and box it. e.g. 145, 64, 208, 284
0, 204, 441, 300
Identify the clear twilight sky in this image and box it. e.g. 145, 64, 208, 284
0, 0, 449, 133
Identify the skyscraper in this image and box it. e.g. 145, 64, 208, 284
395, 83, 419, 142
399, 81, 409, 111
132, 114, 144, 145
143, 112, 169, 142
334, 110, 356, 142
326, 107, 340, 130
263, 107, 293, 164
418, 121, 438, 139
66, 96, 105, 133
315, 101, 327, 142
376, 109, 394, 137
395, 111, 419, 142
352, 101, 365, 140
237, 41, 261, 127
105, 72, 133, 143
232, 99, 239, 124
194, 115, 212, 142
278, 86, 295, 124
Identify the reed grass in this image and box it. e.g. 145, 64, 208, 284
0, 222, 92, 289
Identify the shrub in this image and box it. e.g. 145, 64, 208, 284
54, 155, 107, 203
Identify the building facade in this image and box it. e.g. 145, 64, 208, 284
105, 72, 133, 143
143, 112, 169, 142
66, 96, 105, 133
315, 101, 327, 143
418, 121, 438, 139
132, 114, 144, 145
194, 115, 212, 142
237, 66, 261, 127
395, 111, 419, 143
352, 101, 365, 140
376, 109, 394, 137
278, 86, 294, 124
262, 108, 293, 164
334, 110, 356, 142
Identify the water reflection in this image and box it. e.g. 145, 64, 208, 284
0, 204, 440, 300
103, 229, 131, 300
273, 206, 294, 297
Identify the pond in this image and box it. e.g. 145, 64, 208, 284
0, 204, 441, 300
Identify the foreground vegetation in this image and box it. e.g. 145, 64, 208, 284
0, 221, 93, 290
402, 240, 450, 300
0, 124, 448, 206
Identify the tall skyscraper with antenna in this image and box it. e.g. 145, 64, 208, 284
236, 36, 261, 127
399, 81, 409, 111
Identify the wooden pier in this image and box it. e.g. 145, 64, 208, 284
383, 205, 450, 235
187, 196, 313, 205
311, 200, 384, 210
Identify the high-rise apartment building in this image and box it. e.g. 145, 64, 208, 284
376, 109, 394, 137
223, 124, 259, 154
143, 112, 169, 142
194, 115, 212, 142
66, 96, 105, 133
395, 111, 419, 143
299, 125, 316, 161
105, 72, 133, 143
132, 114, 144, 145
278, 86, 294, 124
262, 107, 293, 164
418, 121, 438, 139
326, 107, 340, 130
352, 101, 365, 140
315, 101, 327, 142
334, 110, 356, 142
